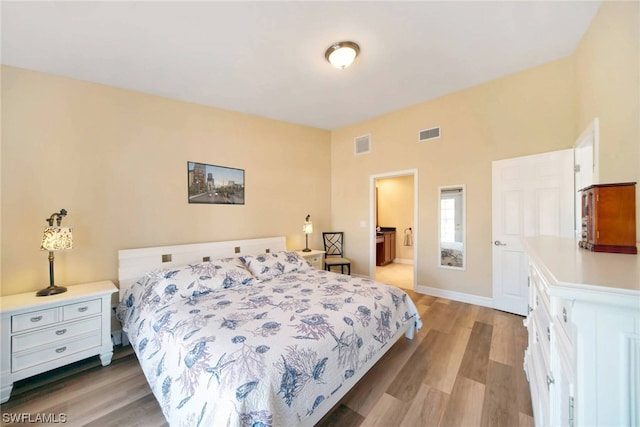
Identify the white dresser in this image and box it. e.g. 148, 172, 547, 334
0, 281, 118, 403
523, 237, 639, 427
296, 249, 325, 270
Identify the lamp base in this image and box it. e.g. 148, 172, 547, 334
302, 248, 312, 252
36, 285, 67, 297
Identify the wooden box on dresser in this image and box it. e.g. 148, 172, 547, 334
0, 281, 118, 403
523, 237, 639, 427
579, 182, 637, 254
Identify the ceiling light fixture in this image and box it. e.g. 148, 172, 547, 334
325, 41, 360, 69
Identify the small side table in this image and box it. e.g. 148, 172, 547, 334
296, 249, 325, 270
0, 280, 117, 403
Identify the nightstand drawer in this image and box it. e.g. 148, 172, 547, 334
12, 333, 102, 372
12, 308, 59, 333
63, 299, 101, 320
296, 250, 325, 270
305, 254, 323, 269
12, 317, 102, 353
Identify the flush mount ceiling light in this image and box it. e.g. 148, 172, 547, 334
325, 41, 360, 69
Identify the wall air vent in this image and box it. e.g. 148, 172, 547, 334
354, 134, 371, 155
419, 127, 441, 142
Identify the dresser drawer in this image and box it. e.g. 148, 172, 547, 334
553, 298, 573, 345
12, 308, 59, 333
63, 299, 101, 321
12, 333, 102, 372
529, 341, 552, 427
530, 264, 550, 308
12, 316, 102, 353
532, 307, 551, 367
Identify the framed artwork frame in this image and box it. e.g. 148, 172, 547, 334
187, 161, 245, 205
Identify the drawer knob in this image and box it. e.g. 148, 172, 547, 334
562, 307, 567, 323
55, 346, 67, 354
547, 326, 551, 341
56, 329, 67, 336
30, 316, 43, 322
78, 306, 89, 312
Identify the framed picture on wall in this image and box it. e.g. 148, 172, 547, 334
187, 161, 245, 205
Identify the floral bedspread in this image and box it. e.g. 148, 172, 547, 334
117, 265, 421, 426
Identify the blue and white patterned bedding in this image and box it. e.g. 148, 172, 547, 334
117, 253, 422, 426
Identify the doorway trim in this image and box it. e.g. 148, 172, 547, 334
573, 117, 599, 237
369, 169, 419, 289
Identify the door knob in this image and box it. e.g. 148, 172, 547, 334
494, 240, 507, 246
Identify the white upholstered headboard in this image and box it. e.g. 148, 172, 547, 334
117, 236, 286, 300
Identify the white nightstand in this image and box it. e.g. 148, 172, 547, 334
296, 249, 325, 270
0, 280, 117, 403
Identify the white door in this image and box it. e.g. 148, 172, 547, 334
492, 149, 574, 315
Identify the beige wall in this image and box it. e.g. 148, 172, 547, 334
331, 1, 639, 299
2, 2, 637, 302
1, 66, 331, 296
574, 1, 640, 241
331, 57, 577, 298
376, 175, 414, 261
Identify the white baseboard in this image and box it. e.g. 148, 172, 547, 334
346, 275, 494, 310
415, 285, 494, 309
392, 258, 414, 265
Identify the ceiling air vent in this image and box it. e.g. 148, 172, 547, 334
354, 134, 371, 155
419, 127, 441, 142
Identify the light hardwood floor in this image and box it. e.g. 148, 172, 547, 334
1, 290, 533, 427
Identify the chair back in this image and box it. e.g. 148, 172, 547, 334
323, 232, 345, 257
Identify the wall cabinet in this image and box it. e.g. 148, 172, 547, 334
523, 237, 639, 427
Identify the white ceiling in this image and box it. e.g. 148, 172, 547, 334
2, 1, 601, 130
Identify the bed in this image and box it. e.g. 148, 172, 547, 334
117, 237, 422, 426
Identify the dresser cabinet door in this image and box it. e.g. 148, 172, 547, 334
552, 364, 574, 427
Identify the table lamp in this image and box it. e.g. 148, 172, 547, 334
302, 214, 313, 252
37, 209, 73, 296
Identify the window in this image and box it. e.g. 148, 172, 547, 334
440, 198, 456, 242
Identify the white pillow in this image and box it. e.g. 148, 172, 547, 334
240, 251, 311, 280
151, 257, 256, 299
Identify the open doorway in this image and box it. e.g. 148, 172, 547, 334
369, 169, 418, 290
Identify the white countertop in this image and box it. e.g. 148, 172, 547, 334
295, 249, 325, 256
0, 280, 117, 313
522, 237, 639, 294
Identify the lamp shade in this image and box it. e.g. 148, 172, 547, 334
303, 222, 313, 234
40, 227, 73, 251
303, 214, 313, 235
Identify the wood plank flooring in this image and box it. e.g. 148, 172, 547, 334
1, 290, 533, 426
